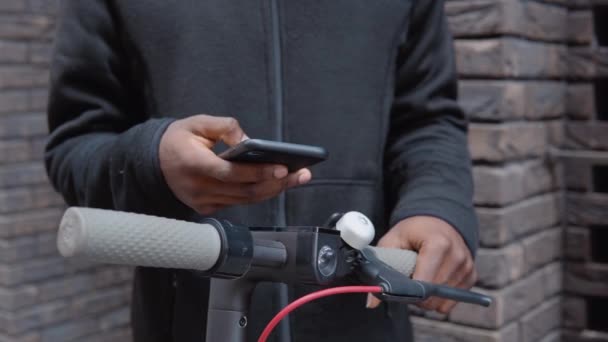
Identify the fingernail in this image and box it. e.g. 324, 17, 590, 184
365, 294, 373, 309
273, 167, 288, 179
298, 172, 311, 185
240, 134, 250, 142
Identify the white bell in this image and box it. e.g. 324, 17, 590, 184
335, 211, 375, 250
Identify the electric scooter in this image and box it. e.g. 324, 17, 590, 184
56, 208, 491, 342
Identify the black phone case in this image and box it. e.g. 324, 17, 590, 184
219, 139, 328, 172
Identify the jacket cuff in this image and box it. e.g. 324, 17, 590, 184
129, 118, 194, 219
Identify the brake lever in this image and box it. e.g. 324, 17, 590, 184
355, 248, 492, 307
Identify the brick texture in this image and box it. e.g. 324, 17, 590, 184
416, 0, 605, 341
0, 2, 133, 341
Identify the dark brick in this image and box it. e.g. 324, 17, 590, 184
563, 296, 587, 329
84, 328, 132, 342
28, 88, 48, 111
477, 194, 560, 247
0, 273, 96, 311
567, 83, 595, 120
522, 228, 562, 273
0, 1, 26, 12
567, 193, 608, 226
459, 81, 525, 121
568, 11, 594, 44
0, 113, 48, 138
70, 286, 130, 316
0, 66, 49, 89
0, 232, 55, 262
542, 262, 562, 298
523, 1, 568, 42
0, 285, 37, 311
449, 268, 546, 329
459, 81, 565, 122
0, 256, 68, 286
473, 161, 554, 206
525, 82, 567, 119
28, 41, 51, 65
546, 120, 564, 147
520, 297, 561, 342
0, 162, 47, 188
93, 266, 133, 289
0, 14, 53, 40
539, 330, 561, 342
446, 0, 567, 42
0, 300, 69, 335
469, 123, 547, 162
26, 0, 58, 15
40, 318, 97, 342
456, 39, 567, 78
567, 47, 596, 80
562, 329, 608, 342
564, 262, 608, 297
413, 317, 519, 342
0, 90, 28, 114
476, 243, 525, 288
99, 307, 130, 331
36, 273, 95, 303
596, 47, 608, 78
0, 207, 63, 238
446, 0, 504, 37
566, 227, 591, 261
565, 122, 608, 150
564, 159, 591, 191
0, 40, 27, 62
0, 185, 63, 214
0, 137, 46, 164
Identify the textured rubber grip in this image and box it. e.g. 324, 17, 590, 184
57, 207, 222, 271
367, 246, 417, 277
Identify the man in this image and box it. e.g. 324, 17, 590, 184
46, 0, 478, 341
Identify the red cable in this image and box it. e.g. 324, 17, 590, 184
258, 286, 383, 342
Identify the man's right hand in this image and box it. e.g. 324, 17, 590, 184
159, 115, 311, 215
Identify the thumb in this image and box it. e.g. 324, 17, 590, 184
366, 293, 382, 309
365, 223, 417, 310
186, 115, 249, 147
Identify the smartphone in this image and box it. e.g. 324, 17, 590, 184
218, 139, 328, 172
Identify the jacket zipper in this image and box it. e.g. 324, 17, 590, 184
270, 1, 291, 341
270, 0, 286, 228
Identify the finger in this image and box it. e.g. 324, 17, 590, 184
366, 294, 382, 309
286, 168, 312, 188
411, 240, 449, 283
425, 248, 474, 311
204, 158, 289, 183
237, 169, 311, 203
186, 115, 249, 146
437, 270, 477, 314
412, 240, 450, 311
437, 300, 457, 314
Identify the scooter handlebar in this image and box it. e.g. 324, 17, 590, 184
57, 207, 222, 272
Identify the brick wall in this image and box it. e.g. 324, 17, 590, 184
560, 0, 608, 341
409, 1, 607, 342
0, 1, 605, 342
0, 1, 132, 341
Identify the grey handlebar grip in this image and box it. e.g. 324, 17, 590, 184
57, 207, 222, 271
367, 246, 417, 277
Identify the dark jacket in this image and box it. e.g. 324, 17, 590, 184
46, 0, 477, 341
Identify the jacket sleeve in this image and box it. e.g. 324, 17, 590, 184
45, 0, 190, 218
385, 0, 478, 255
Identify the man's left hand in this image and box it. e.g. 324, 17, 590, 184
366, 216, 477, 314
